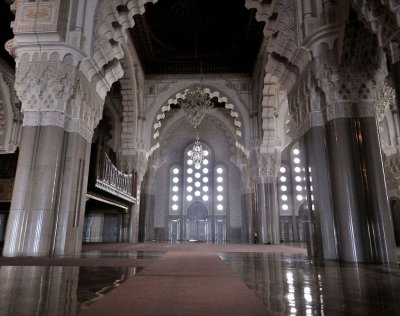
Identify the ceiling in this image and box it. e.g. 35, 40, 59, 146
130, 0, 265, 75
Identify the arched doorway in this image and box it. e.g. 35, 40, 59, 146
187, 202, 209, 241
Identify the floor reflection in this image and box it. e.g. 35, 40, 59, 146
0, 265, 136, 316
80, 249, 165, 259
219, 252, 400, 315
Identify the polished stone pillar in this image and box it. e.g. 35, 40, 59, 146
241, 192, 255, 243
3, 126, 64, 256
127, 202, 139, 242
53, 132, 91, 255
256, 181, 280, 244
358, 117, 396, 262
302, 127, 338, 260
3, 126, 92, 257
139, 192, 155, 241
326, 117, 396, 263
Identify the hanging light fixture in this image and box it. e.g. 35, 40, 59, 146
179, 86, 212, 168
178, 28, 213, 168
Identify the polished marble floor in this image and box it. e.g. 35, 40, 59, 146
0, 243, 398, 315
219, 252, 400, 315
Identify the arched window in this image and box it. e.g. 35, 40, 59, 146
214, 164, 227, 213
183, 143, 212, 211
168, 141, 227, 242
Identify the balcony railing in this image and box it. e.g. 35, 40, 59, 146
95, 150, 137, 203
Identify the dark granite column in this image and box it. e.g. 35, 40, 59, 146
302, 126, 338, 260
326, 116, 396, 263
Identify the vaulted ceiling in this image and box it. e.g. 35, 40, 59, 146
130, 0, 265, 75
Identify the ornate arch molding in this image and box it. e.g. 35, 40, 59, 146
0, 60, 21, 153
351, 0, 400, 64
148, 87, 248, 159
81, 0, 158, 99
245, 0, 310, 92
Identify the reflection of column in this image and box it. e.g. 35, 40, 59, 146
302, 125, 338, 260
0, 266, 79, 315
128, 202, 140, 242
90, 214, 104, 242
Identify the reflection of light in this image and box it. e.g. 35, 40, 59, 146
304, 287, 312, 303
290, 308, 297, 315
287, 293, 295, 302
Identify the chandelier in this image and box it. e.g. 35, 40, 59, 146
179, 85, 213, 168
180, 86, 213, 129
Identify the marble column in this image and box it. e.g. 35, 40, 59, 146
3, 126, 93, 257
139, 192, 155, 241
302, 126, 338, 260
256, 180, 280, 244
127, 201, 140, 242
3, 126, 64, 256
52, 132, 91, 256
241, 191, 255, 243
326, 116, 396, 263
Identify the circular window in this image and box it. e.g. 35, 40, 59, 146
187, 168, 193, 174
280, 176, 287, 182
216, 167, 223, 174
203, 168, 209, 174
293, 157, 300, 164
172, 186, 179, 192
282, 204, 289, 210
217, 186, 223, 192
297, 195, 303, 201
293, 148, 300, 155
187, 177, 193, 183
173, 168, 179, 174
195, 190, 201, 197
172, 195, 178, 202
217, 195, 223, 201
187, 195, 193, 201
202, 195, 209, 201
172, 204, 178, 211
217, 204, 223, 211
173, 177, 179, 183
281, 185, 287, 192
280, 166, 286, 173
281, 195, 288, 201
187, 186, 193, 192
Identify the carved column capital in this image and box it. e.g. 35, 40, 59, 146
14, 52, 104, 142
258, 151, 280, 184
